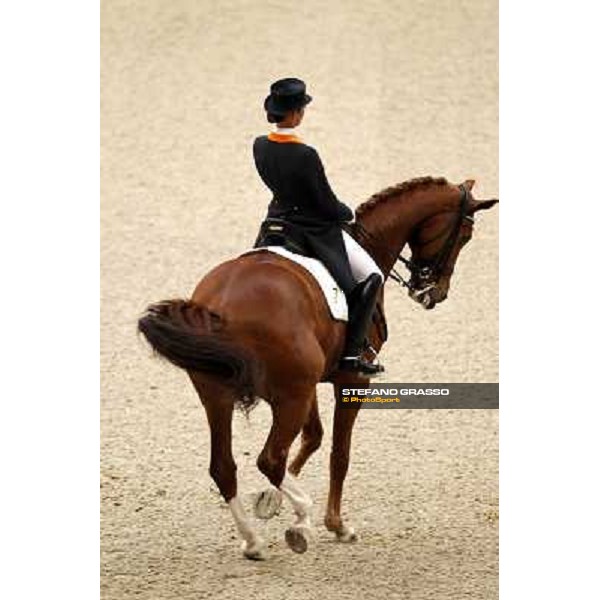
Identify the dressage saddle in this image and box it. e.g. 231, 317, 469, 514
254, 218, 311, 256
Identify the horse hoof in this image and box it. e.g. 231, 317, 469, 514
285, 524, 312, 554
254, 488, 283, 520
336, 525, 358, 543
241, 539, 268, 561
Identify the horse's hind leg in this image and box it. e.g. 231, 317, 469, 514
288, 391, 323, 476
189, 374, 266, 560
254, 391, 321, 520
256, 386, 315, 553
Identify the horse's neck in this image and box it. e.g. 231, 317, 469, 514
358, 187, 452, 276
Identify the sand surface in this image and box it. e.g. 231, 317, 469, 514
101, 1, 498, 598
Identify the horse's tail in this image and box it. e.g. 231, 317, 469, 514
137, 300, 258, 410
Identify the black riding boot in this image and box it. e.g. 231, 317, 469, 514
338, 273, 385, 377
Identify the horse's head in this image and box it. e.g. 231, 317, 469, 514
406, 179, 498, 309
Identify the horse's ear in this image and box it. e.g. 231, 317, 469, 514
470, 198, 499, 213
464, 179, 476, 191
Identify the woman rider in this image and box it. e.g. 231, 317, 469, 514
253, 77, 384, 376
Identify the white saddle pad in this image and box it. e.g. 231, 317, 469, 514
241, 246, 348, 321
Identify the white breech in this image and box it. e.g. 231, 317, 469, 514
342, 230, 383, 283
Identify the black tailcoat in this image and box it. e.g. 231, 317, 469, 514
253, 134, 357, 294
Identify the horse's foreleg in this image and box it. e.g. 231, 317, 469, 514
190, 374, 266, 560
288, 391, 323, 476
256, 388, 315, 553
325, 382, 363, 542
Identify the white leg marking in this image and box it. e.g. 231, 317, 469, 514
336, 523, 358, 543
280, 474, 314, 554
280, 473, 313, 524
228, 496, 267, 560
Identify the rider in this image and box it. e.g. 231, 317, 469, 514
253, 77, 384, 376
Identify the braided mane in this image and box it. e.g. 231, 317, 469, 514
355, 176, 449, 217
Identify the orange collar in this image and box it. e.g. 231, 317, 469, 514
267, 132, 304, 144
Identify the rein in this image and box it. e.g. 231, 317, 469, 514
352, 184, 471, 291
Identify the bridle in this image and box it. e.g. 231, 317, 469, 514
353, 183, 473, 293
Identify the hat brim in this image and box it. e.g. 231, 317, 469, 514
264, 93, 312, 116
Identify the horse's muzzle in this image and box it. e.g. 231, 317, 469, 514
409, 284, 446, 310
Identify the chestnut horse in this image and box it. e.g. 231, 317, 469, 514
138, 176, 498, 560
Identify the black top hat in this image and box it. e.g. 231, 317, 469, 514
264, 77, 313, 116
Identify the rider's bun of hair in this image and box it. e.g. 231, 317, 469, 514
267, 112, 285, 124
